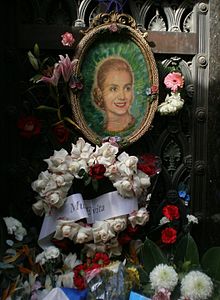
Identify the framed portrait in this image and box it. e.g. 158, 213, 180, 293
71, 12, 159, 147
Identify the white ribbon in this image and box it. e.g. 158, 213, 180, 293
38, 193, 87, 248
38, 191, 138, 248
84, 191, 138, 224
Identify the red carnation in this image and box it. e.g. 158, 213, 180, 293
17, 115, 41, 138
89, 164, 106, 180
73, 274, 86, 290
162, 205, 180, 220
161, 227, 177, 244
73, 264, 86, 290
92, 252, 110, 267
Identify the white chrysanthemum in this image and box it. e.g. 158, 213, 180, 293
180, 270, 213, 300
149, 264, 178, 292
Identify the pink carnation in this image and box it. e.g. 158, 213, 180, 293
61, 32, 75, 47
164, 72, 184, 93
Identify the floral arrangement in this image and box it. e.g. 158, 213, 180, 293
157, 72, 185, 115
1, 31, 220, 300
1, 209, 220, 300
31, 137, 151, 215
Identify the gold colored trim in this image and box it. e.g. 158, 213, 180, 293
71, 12, 159, 148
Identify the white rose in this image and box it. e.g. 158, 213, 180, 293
108, 216, 127, 233
44, 246, 60, 260
62, 225, 72, 238
136, 207, 149, 225
128, 208, 149, 227
113, 180, 134, 198
54, 220, 80, 240
31, 171, 52, 194
75, 227, 93, 244
68, 160, 80, 175
48, 192, 60, 206
32, 199, 45, 216
93, 221, 115, 243
46, 191, 66, 209
44, 149, 68, 173
92, 143, 118, 166
116, 152, 138, 176
71, 138, 94, 161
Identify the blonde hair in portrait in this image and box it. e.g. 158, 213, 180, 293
92, 56, 135, 133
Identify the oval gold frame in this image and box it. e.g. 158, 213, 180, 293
71, 12, 159, 147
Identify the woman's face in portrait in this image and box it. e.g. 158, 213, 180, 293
101, 69, 133, 116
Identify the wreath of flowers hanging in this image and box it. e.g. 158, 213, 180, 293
31, 137, 153, 216
2, 28, 219, 300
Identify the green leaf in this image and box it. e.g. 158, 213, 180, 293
30, 74, 43, 83
64, 117, 81, 130
201, 247, 220, 281
33, 43, 40, 58
137, 266, 149, 285
27, 51, 39, 70
174, 233, 199, 270
139, 238, 168, 275
36, 105, 58, 113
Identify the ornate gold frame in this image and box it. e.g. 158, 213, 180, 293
71, 12, 159, 147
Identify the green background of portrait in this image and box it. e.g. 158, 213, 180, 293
80, 33, 150, 138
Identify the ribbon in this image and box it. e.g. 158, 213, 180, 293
38, 193, 88, 248
38, 191, 138, 248
97, 0, 128, 13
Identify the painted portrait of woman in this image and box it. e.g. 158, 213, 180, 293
92, 56, 135, 134
72, 31, 157, 144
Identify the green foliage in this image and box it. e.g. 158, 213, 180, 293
27, 51, 39, 70
139, 238, 168, 275
174, 233, 200, 271
201, 247, 220, 281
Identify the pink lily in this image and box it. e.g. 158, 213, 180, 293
37, 63, 61, 86
58, 55, 78, 82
